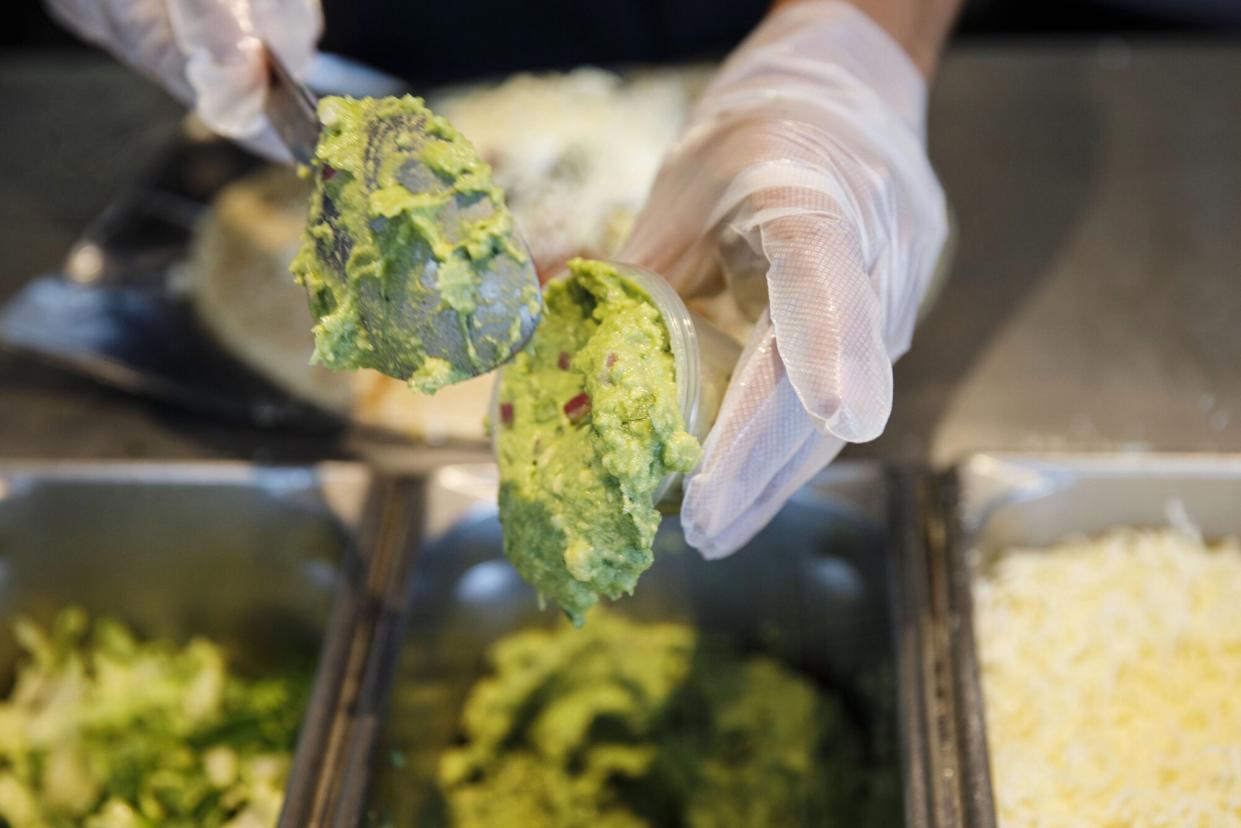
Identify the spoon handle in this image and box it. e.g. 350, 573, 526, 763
262, 42, 320, 165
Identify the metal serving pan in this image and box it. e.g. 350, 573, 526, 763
0, 461, 420, 828
319, 461, 941, 828
933, 452, 1241, 828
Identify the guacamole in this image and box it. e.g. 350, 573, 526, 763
496, 260, 701, 624
291, 95, 539, 394
437, 613, 848, 828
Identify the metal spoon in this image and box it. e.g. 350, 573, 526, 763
262, 44, 541, 384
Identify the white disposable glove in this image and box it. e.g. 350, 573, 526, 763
45, 0, 322, 161
619, 1, 948, 558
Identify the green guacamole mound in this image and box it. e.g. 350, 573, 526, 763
290, 94, 535, 394
496, 259, 702, 624
437, 613, 849, 828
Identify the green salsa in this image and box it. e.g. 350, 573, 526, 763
496, 260, 701, 624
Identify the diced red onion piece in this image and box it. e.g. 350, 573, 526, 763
558, 351, 570, 370
563, 392, 591, 423
500, 402, 514, 426
322, 164, 337, 180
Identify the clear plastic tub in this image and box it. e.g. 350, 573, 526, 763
491, 261, 740, 504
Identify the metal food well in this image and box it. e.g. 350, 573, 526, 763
343, 461, 938, 828
931, 452, 1241, 828
0, 461, 420, 828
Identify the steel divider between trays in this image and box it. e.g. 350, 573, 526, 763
888, 467, 936, 828
298, 462, 957, 827
893, 470, 996, 828
926, 470, 997, 828
279, 474, 424, 828
325, 474, 427, 828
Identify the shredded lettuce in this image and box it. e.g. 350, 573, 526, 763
0, 608, 310, 828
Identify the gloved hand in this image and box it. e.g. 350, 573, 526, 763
45, 0, 322, 161
620, 0, 948, 558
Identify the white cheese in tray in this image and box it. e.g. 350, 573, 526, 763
973, 528, 1241, 827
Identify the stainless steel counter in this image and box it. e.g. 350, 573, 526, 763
2, 42, 1240, 463
868, 40, 1241, 464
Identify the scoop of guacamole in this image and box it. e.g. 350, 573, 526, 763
495, 259, 702, 624
437, 613, 851, 828
290, 95, 538, 394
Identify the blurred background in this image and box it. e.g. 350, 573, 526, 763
6, 0, 1241, 76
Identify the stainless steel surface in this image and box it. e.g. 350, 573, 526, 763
956, 452, 1241, 548
0, 461, 383, 827
353, 462, 930, 827
298, 474, 424, 828
264, 43, 321, 166
0, 461, 361, 667
862, 42, 1241, 465
938, 452, 1241, 828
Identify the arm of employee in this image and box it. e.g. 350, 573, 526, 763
619, 0, 961, 558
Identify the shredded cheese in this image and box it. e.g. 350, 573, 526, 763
431, 67, 709, 271
973, 528, 1241, 828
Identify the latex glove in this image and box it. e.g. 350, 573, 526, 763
45, 0, 322, 161
620, 1, 948, 558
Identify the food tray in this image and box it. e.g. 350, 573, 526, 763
933, 452, 1241, 828
0, 461, 420, 827
320, 461, 941, 828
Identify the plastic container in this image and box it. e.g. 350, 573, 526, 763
491, 261, 740, 504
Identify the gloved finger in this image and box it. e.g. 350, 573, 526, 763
170, 0, 322, 141
681, 314, 845, 559
685, 424, 844, 559
622, 114, 894, 309
45, 0, 195, 104
46, 0, 321, 155
617, 148, 726, 301
618, 109, 836, 299
759, 209, 894, 443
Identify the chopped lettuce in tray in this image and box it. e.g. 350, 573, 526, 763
0, 608, 310, 828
